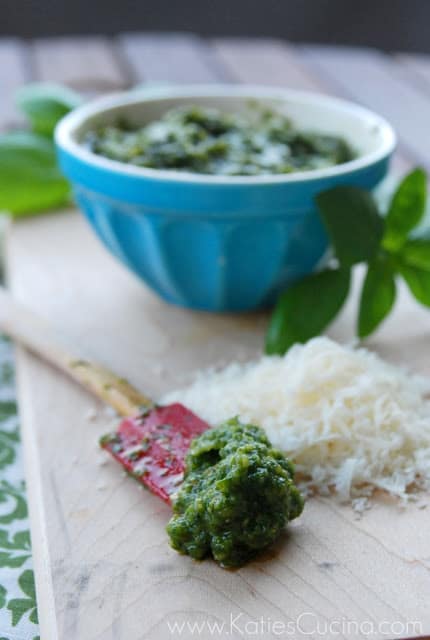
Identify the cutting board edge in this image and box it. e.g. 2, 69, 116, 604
15, 347, 60, 640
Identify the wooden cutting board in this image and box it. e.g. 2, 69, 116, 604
6, 209, 430, 640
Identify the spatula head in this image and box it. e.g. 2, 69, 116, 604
100, 403, 210, 503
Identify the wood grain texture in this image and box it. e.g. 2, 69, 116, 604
119, 33, 228, 84
0, 285, 153, 414
302, 45, 430, 171
7, 210, 430, 640
0, 39, 28, 129
213, 38, 328, 93
32, 37, 129, 91
4, 36, 430, 639
214, 38, 412, 176
8, 208, 430, 640
397, 53, 430, 93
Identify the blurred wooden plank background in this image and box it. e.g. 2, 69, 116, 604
1, 33, 429, 176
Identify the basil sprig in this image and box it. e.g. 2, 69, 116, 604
266, 168, 428, 355
0, 84, 82, 217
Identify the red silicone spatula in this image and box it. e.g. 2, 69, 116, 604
101, 404, 209, 503
0, 287, 210, 503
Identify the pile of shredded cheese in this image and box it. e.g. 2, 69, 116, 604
163, 338, 430, 505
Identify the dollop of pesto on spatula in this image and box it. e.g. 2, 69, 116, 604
83, 105, 355, 176
166, 418, 304, 568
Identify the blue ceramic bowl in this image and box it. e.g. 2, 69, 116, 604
55, 86, 396, 311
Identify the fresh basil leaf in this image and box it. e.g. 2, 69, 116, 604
358, 256, 396, 338
316, 186, 384, 267
265, 268, 350, 355
399, 237, 430, 271
399, 264, 430, 307
0, 131, 71, 215
16, 83, 82, 137
383, 168, 427, 252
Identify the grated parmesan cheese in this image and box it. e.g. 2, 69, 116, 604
162, 338, 430, 503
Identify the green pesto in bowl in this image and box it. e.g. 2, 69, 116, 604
83, 105, 355, 176
166, 418, 304, 568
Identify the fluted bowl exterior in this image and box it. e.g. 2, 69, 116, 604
55, 86, 395, 311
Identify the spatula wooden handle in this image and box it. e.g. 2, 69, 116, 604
0, 286, 152, 417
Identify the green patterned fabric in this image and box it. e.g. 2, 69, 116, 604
0, 335, 39, 639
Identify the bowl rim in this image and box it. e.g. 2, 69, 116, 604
55, 84, 397, 186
